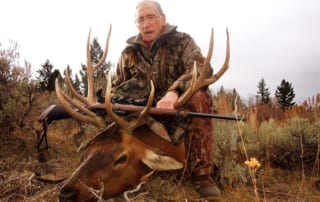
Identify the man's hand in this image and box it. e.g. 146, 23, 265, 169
156, 90, 179, 109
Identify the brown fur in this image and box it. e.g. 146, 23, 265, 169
59, 124, 185, 201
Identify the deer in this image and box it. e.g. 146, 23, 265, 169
56, 25, 230, 201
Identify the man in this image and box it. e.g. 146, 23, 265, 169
113, 0, 221, 197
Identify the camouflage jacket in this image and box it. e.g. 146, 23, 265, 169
113, 23, 212, 102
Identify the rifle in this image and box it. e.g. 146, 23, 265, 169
88, 103, 246, 121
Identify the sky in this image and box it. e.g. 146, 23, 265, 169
1, 0, 319, 103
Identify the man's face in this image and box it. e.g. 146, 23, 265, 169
135, 4, 166, 43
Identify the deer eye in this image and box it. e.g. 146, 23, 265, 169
114, 154, 128, 167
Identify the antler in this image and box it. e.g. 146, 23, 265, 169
174, 29, 230, 109
55, 25, 112, 129
105, 73, 155, 133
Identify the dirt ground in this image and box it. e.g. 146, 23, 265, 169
1, 124, 320, 202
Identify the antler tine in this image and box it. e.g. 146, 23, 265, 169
55, 79, 105, 128
197, 28, 230, 87
65, 66, 89, 105
174, 28, 230, 109
86, 25, 112, 104
105, 73, 129, 129
198, 28, 214, 82
105, 73, 155, 133
54, 26, 112, 129
86, 29, 95, 104
204, 29, 230, 85
93, 25, 112, 72
127, 81, 154, 131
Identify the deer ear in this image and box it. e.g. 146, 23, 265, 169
141, 149, 183, 171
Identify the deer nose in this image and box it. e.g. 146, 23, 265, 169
59, 188, 79, 202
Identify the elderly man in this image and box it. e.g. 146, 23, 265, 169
113, 0, 221, 197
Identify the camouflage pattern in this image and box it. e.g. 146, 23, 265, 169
113, 23, 214, 176
186, 90, 214, 177
113, 23, 212, 101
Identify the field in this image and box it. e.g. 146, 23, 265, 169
1, 111, 319, 202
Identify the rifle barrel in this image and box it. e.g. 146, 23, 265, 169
186, 111, 246, 121
88, 103, 246, 121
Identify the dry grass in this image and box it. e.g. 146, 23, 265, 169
0, 122, 80, 202
1, 126, 319, 202
1, 97, 320, 202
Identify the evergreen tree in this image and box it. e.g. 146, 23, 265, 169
36, 59, 61, 92
74, 73, 81, 93
79, 63, 88, 96
49, 69, 62, 92
275, 79, 295, 110
256, 78, 271, 105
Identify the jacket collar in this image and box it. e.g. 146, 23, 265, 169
127, 23, 177, 48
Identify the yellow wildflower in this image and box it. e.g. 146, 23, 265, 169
245, 157, 261, 171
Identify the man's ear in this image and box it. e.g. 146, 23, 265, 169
160, 15, 166, 26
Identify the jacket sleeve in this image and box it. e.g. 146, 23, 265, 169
168, 34, 213, 94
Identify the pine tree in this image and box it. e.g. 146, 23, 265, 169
49, 69, 62, 92
36, 59, 61, 92
74, 73, 81, 93
256, 78, 271, 105
79, 63, 88, 96
275, 79, 295, 110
